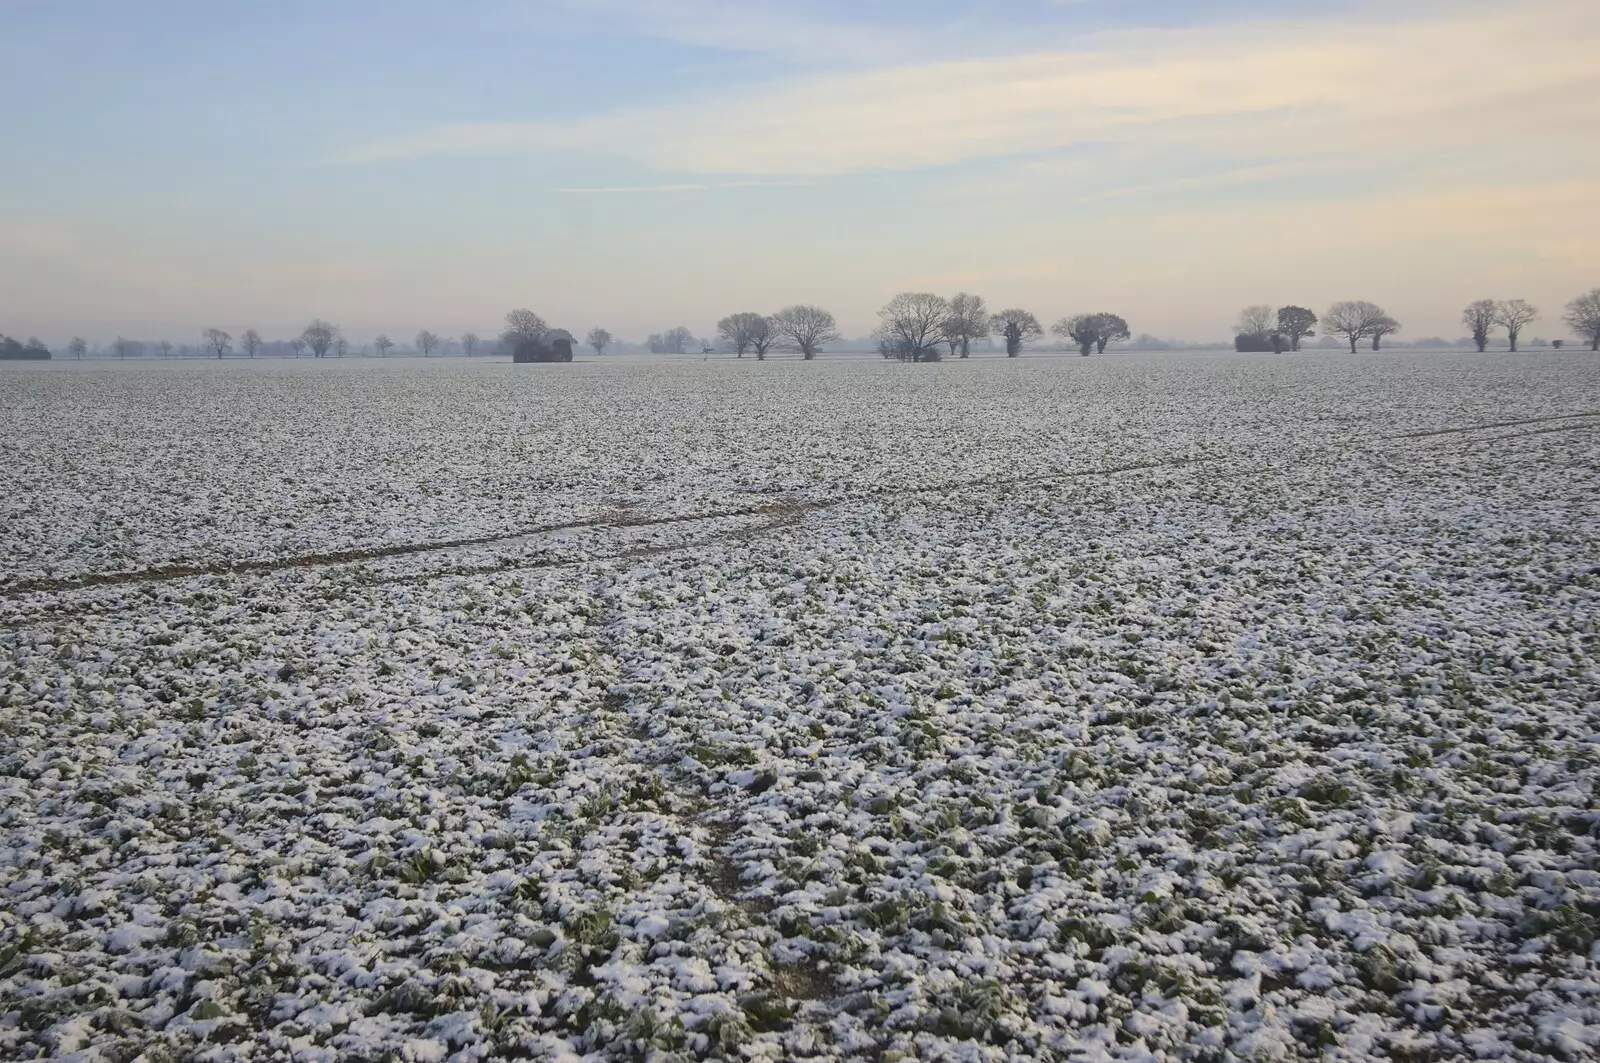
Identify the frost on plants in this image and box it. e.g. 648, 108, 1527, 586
2, 353, 1600, 1060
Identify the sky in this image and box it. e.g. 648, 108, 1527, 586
2, 0, 1597, 347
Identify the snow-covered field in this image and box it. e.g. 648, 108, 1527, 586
3, 352, 1599, 1062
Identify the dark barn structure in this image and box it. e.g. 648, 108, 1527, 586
512, 329, 575, 363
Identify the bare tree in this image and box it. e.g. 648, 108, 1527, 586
771, 305, 840, 360
336, 335, 349, 358
752, 318, 779, 361
68, 336, 87, 360
1235, 305, 1276, 341
945, 293, 990, 359
647, 328, 694, 354
502, 308, 548, 350
112, 336, 133, 359
301, 319, 337, 358
415, 330, 440, 357
1461, 300, 1497, 351
874, 293, 950, 363
290, 338, 306, 358
1277, 306, 1317, 351
940, 317, 960, 361
241, 329, 263, 359
1564, 289, 1600, 351
203, 328, 232, 359
1093, 313, 1131, 354
716, 313, 767, 358
156, 340, 174, 359
990, 309, 1043, 357
1052, 314, 1101, 357
461, 332, 480, 358
373, 334, 394, 358
1370, 315, 1401, 350
1324, 301, 1388, 353
1494, 299, 1538, 352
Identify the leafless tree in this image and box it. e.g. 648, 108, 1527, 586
990, 309, 1043, 357
112, 336, 133, 359
203, 328, 232, 359
68, 337, 86, 360
945, 293, 990, 359
1565, 289, 1600, 351
415, 330, 440, 357
1493, 299, 1538, 352
461, 332, 480, 357
336, 335, 349, 358
1277, 306, 1317, 351
940, 318, 960, 360
301, 319, 337, 358
1461, 300, 1497, 351
1052, 314, 1100, 357
241, 329, 263, 358
647, 328, 695, 354
373, 334, 394, 358
156, 340, 174, 359
1093, 313, 1131, 354
502, 308, 548, 350
1235, 305, 1276, 340
752, 318, 779, 361
1324, 301, 1388, 353
290, 338, 306, 358
874, 293, 950, 363
583, 328, 611, 356
771, 305, 840, 360
1370, 315, 1401, 350
717, 313, 768, 358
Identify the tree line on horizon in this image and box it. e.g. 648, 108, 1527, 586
707, 295, 1128, 362
1231, 297, 1572, 354
11, 289, 1600, 362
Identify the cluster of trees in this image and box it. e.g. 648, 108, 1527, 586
710, 295, 1133, 363
0, 334, 52, 360
497, 308, 611, 356
1051, 313, 1131, 357
1226, 291, 1600, 354
1233, 306, 1321, 352
189, 321, 337, 359
1232, 303, 1401, 353
1460, 299, 1541, 352
712, 306, 841, 360
871, 293, 1032, 362
648, 326, 700, 355
865, 293, 1126, 362
164, 312, 614, 360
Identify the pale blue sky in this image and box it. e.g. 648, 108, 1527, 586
2, 0, 1596, 346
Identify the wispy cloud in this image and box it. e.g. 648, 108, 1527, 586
342, 0, 1599, 179
554, 179, 811, 193
557, 0, 896, 61
555, 0, 1031, 64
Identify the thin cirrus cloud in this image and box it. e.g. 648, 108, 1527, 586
555, 179, 813, 194
554, 0, 908, 60
341, 1, 1599, 179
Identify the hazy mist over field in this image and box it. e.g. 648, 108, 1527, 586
2, 0, 1597, 344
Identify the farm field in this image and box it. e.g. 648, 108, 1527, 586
3, 352, 1600, 1062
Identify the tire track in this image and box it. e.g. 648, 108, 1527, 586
0, 455, 1202, 598
5, 409, 1592, 601
1388, 410, 1600, 440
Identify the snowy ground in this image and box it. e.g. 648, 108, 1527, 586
2, 352, 1599, 1062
